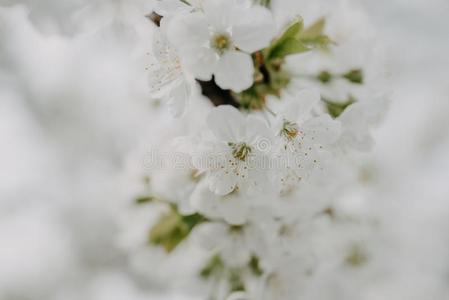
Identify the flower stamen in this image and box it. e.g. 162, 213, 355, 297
281, 120, 299, 140
228, 142, 252, 161
211, 33, 232, 54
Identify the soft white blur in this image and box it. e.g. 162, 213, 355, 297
0, 0, 448, 299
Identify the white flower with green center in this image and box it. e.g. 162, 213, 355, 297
193, 105, 274, 196
271, 90, 342, 192
166, 0, 275, 92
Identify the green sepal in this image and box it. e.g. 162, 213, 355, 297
317, 70, 333, 84
249, 256, 263, 276
343, 69, 364, 84
322, 95, 356, 118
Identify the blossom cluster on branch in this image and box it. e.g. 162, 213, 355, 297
122, 0, 389, 299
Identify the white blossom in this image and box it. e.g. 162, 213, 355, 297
147, 27, 194, 117
193, 105, 274, 196
166, 0, 275, 92
270, 89, 341, 193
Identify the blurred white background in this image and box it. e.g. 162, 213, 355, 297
0, 0, 448, 299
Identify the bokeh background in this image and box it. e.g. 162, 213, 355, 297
0, 0, 448, 299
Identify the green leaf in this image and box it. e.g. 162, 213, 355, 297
149, 209, 205, 252
298, 17, 332, 49
234, 86, 265, 110
149, 211, 186, 252
300, 17, 326, 39
300, 35, 332, 49
278, 18, 304, 44
266, 18, 307, 60
267, 37, 308, 60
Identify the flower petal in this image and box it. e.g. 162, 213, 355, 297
296, 89, 321, 120
154, 0, 191, 17
182, 46, 217, 81
302, 114, 341, 144
202, 0, 235, 30
214, 50, 254, 92
167, 13, 209, 47
208, 168, 238, 196
232, 5, 276, 53
280, 89, 320, 122
167, 78, 191, 117
191, 181, 247, 225
207, 105, 245, 142
245, 115, 273, 150
193, 222, 227, 250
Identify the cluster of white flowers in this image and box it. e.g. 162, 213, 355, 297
127, 0, 389, 299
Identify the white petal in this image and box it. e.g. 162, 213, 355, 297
167, 13, 209, 47
202, 0, 235, 30
246, 167, 271, 194
214, 50, 254, 92
294, 140, 320, 178
222, 203, 247, 225
191, 181, 247, 225
296, 89, 321, 120
245, 115, 273, 150
182, 46, 217, 81
207, 105, 245, 142
154, 0, 191, 17
166, 13, 217, 81
166, 78, 190, 117
193, 222, 227, 250
219, 187, 248, 225
151, 28, 176, 63
302, 115, 341, 144
221, 234, 251, 267
187, 0, 205, 9
280, 89, 320, 122
232, 5, 276, 53
208, 168, 238, 196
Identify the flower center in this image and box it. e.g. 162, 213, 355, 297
211, 33, 231, 54
228, 142, 252, 161
281, 120, 299, 140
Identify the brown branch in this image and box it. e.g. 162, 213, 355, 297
197, 79, 240, 107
